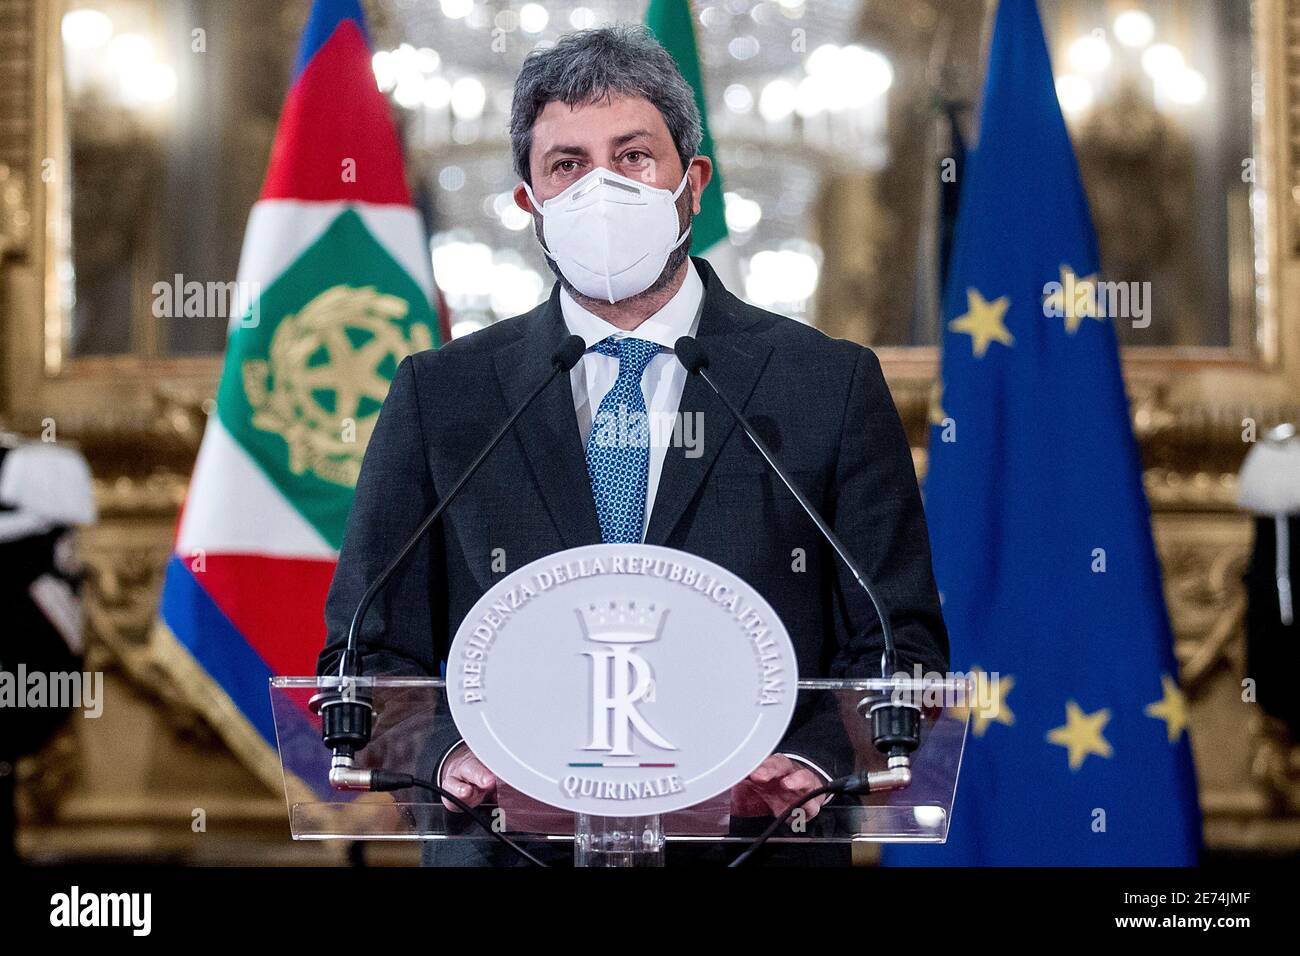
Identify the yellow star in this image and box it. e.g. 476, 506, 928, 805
1043, 265, 1105, 334
1047, 700, 1113, 770
1144, 674, 1188, 743
949, 288, 1013, 358
973, 671, 1014, 736
951, 667, 1015, 737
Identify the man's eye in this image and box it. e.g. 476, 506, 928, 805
554, 160, 578, 174
624, 151, 647, 164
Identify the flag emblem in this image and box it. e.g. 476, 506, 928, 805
242, 284, 432, 488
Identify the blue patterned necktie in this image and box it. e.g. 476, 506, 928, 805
585, 336, 662, 543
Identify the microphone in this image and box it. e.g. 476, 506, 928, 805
673, 336, 920, 767
315, 334, 586, 768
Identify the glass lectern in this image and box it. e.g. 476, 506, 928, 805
270, 676, 969, 866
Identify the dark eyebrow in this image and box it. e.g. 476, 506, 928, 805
541, 144, 588, 162
540, 129, 655, 163
610, 128, 653, 147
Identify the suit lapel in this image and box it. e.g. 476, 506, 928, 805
644, 257, 772, 545
492, 286, 602, 549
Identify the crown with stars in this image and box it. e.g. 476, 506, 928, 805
575, 600, 669, 644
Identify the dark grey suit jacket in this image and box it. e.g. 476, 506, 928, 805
318, 255, 948, 801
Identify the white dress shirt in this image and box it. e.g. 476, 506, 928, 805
559, 257, 704, 540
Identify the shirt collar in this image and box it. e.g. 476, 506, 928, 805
558, 258, 704, 353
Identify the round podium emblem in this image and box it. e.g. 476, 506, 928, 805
446, 544, 799, 816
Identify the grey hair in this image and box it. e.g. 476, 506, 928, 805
510, 25, 703, 185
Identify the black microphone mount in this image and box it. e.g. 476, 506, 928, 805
312, 335, 588, 781
672, 335, 921, 769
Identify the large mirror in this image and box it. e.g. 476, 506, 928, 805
51, 0, 305, 364
46, 0, 1266, 370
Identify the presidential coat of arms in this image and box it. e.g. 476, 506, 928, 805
241, 284, 433, 488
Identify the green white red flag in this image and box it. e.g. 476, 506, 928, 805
155, 0, 439, 782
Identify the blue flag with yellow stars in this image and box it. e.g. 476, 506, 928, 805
888, 0, 1200, 865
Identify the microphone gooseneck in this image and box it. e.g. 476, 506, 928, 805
312, 335, 584, 867
674, 335, 900, 680
672, 335, 921, 768
335, 334, 586, 685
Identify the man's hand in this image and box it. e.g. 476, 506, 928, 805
730, 755, 830, 820
439, 745, 498, 812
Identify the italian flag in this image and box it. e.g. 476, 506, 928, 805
645, 0, 744, 295
154, 0, 440, 785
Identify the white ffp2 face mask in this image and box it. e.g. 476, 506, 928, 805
523, 166, 692, 304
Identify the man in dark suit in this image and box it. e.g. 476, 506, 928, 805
319, 25, 947, 865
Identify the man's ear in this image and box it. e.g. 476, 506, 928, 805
514, 181, 537, 213
687, 155, 713, 214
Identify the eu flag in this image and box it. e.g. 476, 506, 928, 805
890, 0, 1201, 865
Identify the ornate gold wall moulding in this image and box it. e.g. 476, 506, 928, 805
1285, 0, 1300, 253
0, 0, 35, 260
1144, 470, 1239, 512
92, 473, 188, 519
0, 385, 210, 489
1252, 714, 1300, 815
77, 524, 225, 747
890, 371, 1284, 512
16, 729, 78, 824
0, 162, 30, 257
1158, 536, 1252, 692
